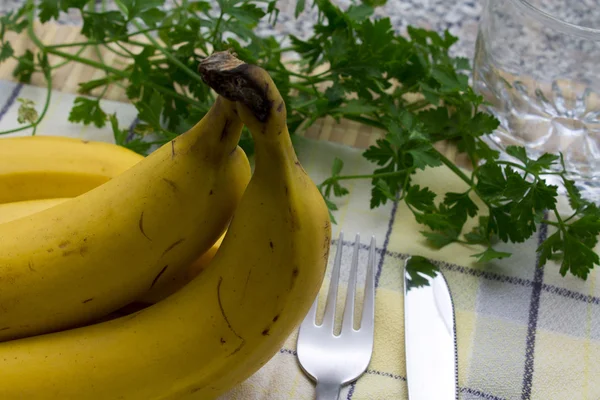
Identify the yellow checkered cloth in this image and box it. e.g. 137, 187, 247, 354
1, 81, 599, 400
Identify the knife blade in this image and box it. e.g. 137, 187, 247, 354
403, 255, 458, 400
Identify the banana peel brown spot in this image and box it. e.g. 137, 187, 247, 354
58, 240, 70, 249
209, 190, 214, 195
288, 206, 299, 232
272, 314, 280, 322
138, 212, 151, 241
82, 298, 93, 304
28, 261, 35, 272
0, 327, 9, 331
161, 238, 185, 257
228, 342, 245, 358
62, 245, 88, 257
150, 265, 168, 289
220, 119, 230, 141
220, 337, 226, 345
47, 248, 54, 253
171, 140, 176, 159
217, 276, 245, 344
269, 240, 274, 250
295, 160, 308, 175
290, 267, 299, 291
261, 328, 270, 336
162, 178, 178, 192
241, 270, 252, 302
277, 101, 284, 113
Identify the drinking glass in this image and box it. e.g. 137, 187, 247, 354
473, 0, 600, 203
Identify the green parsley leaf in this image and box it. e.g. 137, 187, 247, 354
404, 255, 438, 290
81, 11, 127, 41
119, 0, 164, 19
110, 113, 152, 155
405, 185, 436, 211
331, 157, 344, 176
506, 145, 528, 164
471, 247, 512, 263
16, 98, 38, 124
68, 97, 107, 128
421, 230, 458, 249
38, 0, 60, 23
134, 90, 165, 131
0, 42, 14, 62
331, 99, 378, 116
39, 0, 88, 23
12, 50, 35, 83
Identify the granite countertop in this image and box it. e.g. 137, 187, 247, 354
1, 0, 482, 61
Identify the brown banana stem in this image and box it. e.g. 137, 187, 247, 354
198, 50, 274, 123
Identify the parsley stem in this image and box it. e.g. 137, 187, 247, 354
541, 219, 561, 227
324, 169, 410, 183
289, 83, 316, 95
102, 43, 132, 58
44, 26, 175, 49
287, 70, 331, 82
113, 42, 136, 58
52, 44, 88, 69
397, 169, 414, 201
434, 149, 473, 186
343, 115, 386, 130
211, 10, 225, 42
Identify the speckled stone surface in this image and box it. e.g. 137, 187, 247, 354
0, 0, 483, 60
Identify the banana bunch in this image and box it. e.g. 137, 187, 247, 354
0, 51, 330, 399
0, 96, 252, 342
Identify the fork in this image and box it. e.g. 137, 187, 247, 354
297, 232, 376, 400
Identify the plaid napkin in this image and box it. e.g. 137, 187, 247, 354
1, 80, 599, 400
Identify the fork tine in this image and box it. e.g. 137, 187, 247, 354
321, 231, 344, 331
341, 233, 361, 333
359, 236, 376, 335
300, 296, 318, 329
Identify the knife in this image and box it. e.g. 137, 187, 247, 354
403, 255, 458, 399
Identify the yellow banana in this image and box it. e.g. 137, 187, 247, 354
0, 135, 144, 203
0, 96, 251, 342
0, 197, 222, 303
0, 198, 69, 224
0, 51, 330, 400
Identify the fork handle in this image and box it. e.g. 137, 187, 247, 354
315, 381, 341, 400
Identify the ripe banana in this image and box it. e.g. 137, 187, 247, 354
0, 197, 222, 303
0, 51, 330, 400
0, 198, 69, 224
0, 97, 251, 342
0, 135, 144, 203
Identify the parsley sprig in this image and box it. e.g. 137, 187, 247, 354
1, 0, 598, 279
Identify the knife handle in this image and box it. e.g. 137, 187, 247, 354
315, 380, 341, 400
